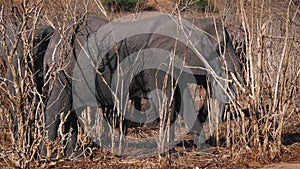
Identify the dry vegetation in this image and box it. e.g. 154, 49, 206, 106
0, 0, 299, 168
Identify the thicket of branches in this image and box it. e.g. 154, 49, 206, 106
224, 0, 299, 159
0, 0, 46, 168
0, 0, 299, 168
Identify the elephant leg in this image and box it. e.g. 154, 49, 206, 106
42, 109, 60, 158
133, 98, 141, 111
43, 82, 73, 158
143, 90, 161, 129
101, 107, 113, 149
124, 98, 144, 127
133, 98, 147, 127
180, 87, 209, 151
6, 84, 19, 141
10, 109, 19, 141
169, 87, 181, 143
146, 85, 178, 154
63, 111, 79, 158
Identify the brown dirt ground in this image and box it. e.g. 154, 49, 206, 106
33, 112, 299, 169
1, 0, 299, 168
45, 1, 300, 167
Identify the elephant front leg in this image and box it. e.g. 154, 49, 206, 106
43, 83, 74, 159
43, 111, 60, 160
142, 97, 160, 129
61, 111, 79, 158
180, 88, 210, 151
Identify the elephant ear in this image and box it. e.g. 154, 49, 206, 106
189, 17, 223, 44
218, 28, 243, 75
190, 17, 243, 75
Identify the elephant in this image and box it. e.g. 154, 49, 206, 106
0, 23, 54, 140
42, 13, 242, 158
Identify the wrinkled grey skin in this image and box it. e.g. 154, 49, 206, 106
143, 17, 242, 114
0, 24, 54, 139
32, 25, 55, 93
42, 16, 109, 157
0, 25, 24, 136
43, 14, 242, 157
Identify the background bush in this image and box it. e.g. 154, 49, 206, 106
103, 0, 145, 12
174, 0, 212, 12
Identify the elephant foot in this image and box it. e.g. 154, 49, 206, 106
160, 147, 177, 157
191, 132, 217, 154
38, 141, 58, 160
169, 147, 184, 157
160, 147, 188, 158
39, 142, 46, 157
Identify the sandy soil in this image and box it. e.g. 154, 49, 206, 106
261, 163, 300, 169
0, 0, 299, 168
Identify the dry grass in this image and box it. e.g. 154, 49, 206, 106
0, 0, 299, 168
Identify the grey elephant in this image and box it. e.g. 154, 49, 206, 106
42, 13, 242, 158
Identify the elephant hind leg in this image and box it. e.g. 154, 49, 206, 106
61, 111, 79, 158
40, 115, 60, 159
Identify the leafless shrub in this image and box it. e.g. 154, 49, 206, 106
0, 0, 47, 168
1, 0, 299, 167
222, 0, 300, 160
